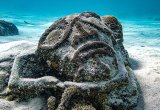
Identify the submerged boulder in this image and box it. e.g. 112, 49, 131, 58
0, 20, 19, 36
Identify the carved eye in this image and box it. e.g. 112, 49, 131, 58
44, 30, 62, 45
110, 24, 117, 29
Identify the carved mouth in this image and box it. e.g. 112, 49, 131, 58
69, 41, 116, 81
71, 41, 115, 61
57, 50, 128, 88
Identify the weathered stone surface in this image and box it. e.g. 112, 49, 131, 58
0, 12, 140, 110
0, 20, 19, 36
37, 12, 116, 82
102, 16, 129, 65
37, 12, 139, 109
0, 41, 36, 92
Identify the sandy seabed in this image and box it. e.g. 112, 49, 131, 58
127, 45, 160, 110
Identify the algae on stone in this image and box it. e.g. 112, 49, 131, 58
0, 12, 140, 110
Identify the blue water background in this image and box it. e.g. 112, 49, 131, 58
1, 0, 160, 18
0, 0, 160, 47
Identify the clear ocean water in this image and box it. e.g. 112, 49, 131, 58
0, 0, 160, 48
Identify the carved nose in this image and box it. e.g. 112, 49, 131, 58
71, 21, 100, 48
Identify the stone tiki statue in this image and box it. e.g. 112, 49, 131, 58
1, 12, 139, 110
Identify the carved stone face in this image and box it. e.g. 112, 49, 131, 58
37, 12, 119, 82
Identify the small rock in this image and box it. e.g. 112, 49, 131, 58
0, 20, 19, 36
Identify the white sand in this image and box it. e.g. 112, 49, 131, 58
127, 46, 160, 110
0, 40, 35, 52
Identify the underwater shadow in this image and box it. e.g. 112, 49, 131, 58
129, 58, 145, 110
129, 58, 142, 70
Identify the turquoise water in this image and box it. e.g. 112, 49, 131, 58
1, 0, 160, 18
0, 13, 58, 43
0, 0, 160, 47
122, 20, 160, 48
